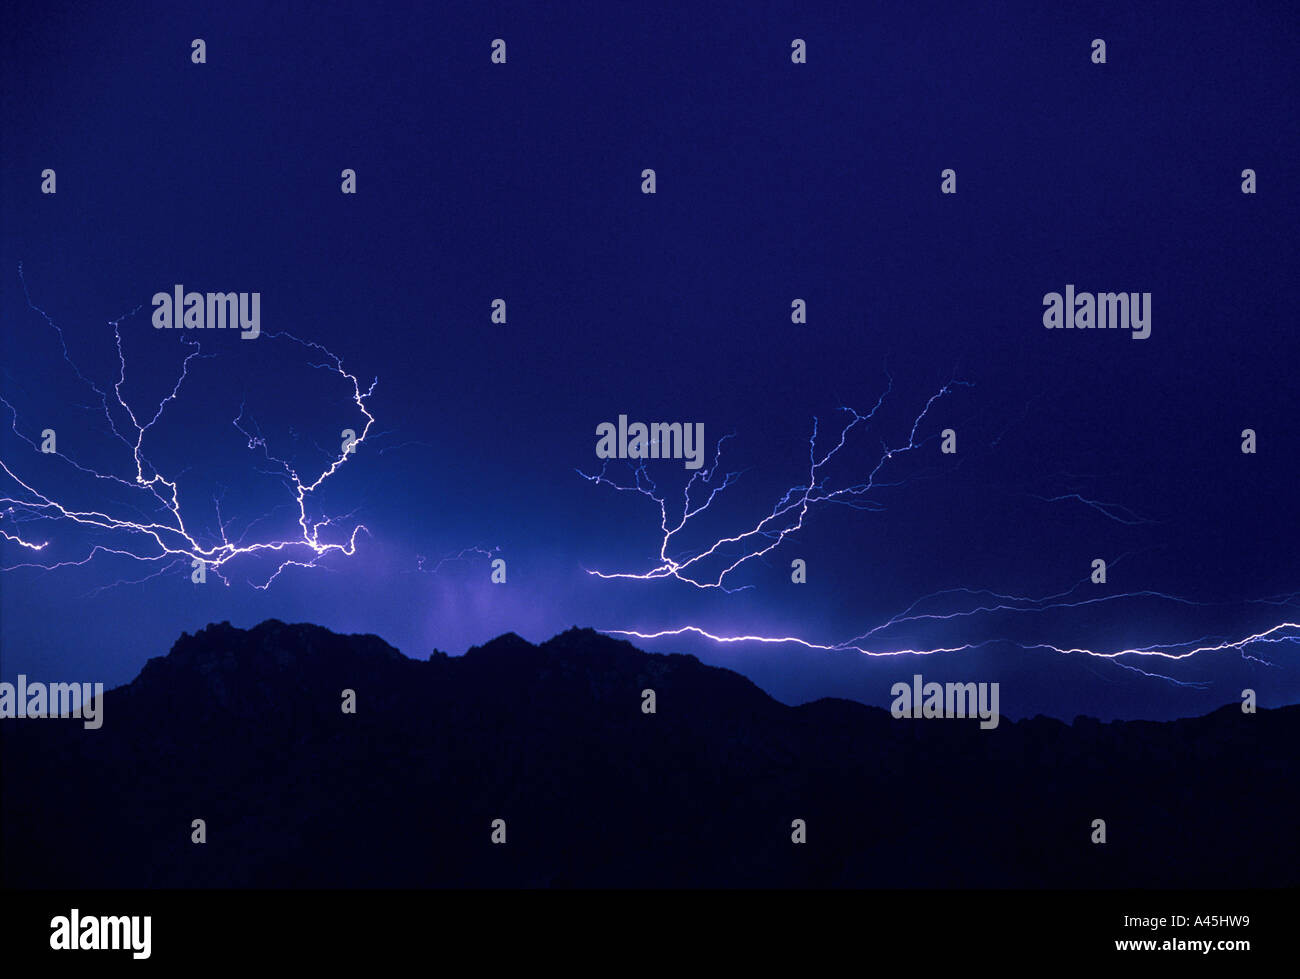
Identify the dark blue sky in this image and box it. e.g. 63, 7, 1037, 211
3, 0, 1297, 721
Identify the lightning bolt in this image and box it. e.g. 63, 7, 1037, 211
581, 377, 1298, 686
413, 545, 502, 576
1029, 492, 1157, 526
578, 374, 971, 591
605, 608, 1300, 688
1, 268, 375, 589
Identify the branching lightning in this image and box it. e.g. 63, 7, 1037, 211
578, 375, 971, 591
0, 269, 375, 588
582, 377, 1299, 686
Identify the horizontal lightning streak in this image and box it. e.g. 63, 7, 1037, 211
582, 376, 1297, 687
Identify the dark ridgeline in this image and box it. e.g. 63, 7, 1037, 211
2, 619, 1295, 888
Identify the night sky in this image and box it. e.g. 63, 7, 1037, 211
3, 0, 1297, 721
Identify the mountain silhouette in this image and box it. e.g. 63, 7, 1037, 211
2, 619, 1295, 887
